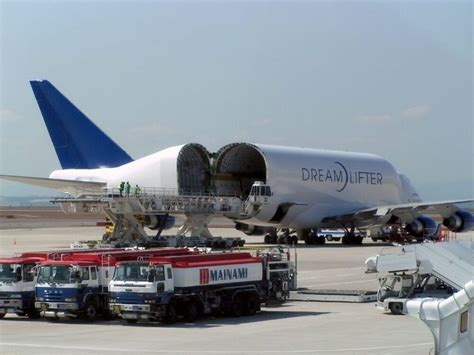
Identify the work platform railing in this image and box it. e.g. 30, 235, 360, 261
51, 187, 253, 246
53, 187, 245, 218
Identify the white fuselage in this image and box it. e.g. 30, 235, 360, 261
49, 143, 421, 230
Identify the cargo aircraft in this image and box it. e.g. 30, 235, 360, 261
1, 81, 473, 244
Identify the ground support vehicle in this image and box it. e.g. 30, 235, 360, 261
365, 241, 472, 315
0, 256, 45, 319
0, 248, 122, 319
109, 251, 291, 323
35, 248, 195, 321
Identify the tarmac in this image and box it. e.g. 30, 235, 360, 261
1, 217, 472, 354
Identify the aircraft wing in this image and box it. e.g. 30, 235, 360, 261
0, 174, 106, 196
322, 199, 474, 225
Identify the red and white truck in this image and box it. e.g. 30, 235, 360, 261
34, 248, 196, 320
109, 251, 291, 323
0, 248, 122, 319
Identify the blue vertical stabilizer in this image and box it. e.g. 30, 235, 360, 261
30, 80, 133, 169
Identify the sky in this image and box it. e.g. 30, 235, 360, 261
0, 0, 472, 200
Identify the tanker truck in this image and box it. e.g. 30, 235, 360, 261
109, 250, 291, 323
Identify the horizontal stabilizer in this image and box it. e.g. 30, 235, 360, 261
30, 80, 133, 169
0, 174, 106, 196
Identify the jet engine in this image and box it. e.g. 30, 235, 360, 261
144, 215, 175, 230
405, 216, 437, 238
235, 222, 268, 235
443, 210, 474, 233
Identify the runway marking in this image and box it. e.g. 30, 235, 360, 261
0, 342, 433, 353
304, 279, 375, 288
298, 267, 366, 274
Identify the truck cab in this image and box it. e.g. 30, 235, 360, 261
244, 181, 273, 216
0, 257, 43, 319
109, 261, 174, 323
35, 260, 100, 320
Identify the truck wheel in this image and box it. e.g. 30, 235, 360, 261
389, 302, 404, 315
83, 301, 98, 321
184, 301, 199, 322
27, 309, 41, 319
0, 312, 6, 319
231, 294, 244, 317
165, 303, 177, 323
244, 294, 259, 316
371, 237, 378, 242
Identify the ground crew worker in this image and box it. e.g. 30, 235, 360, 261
119, 181, 125, 197
135, 184, 141, 196
125, 181, 131, 197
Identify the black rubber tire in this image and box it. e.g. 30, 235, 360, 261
125, 319, 138, 324
231, 294, 244, 317
342, 236, 349, 245
184, 301, 199, 322
389, 302, 404, 315
371, 237, 378, 242
27, 309, 41, 320
264, 234, 271, 244
165, 302, 177, 323
238, 240, 245, 247
0, 312, 6, 319
244, 294, 259, 316
355, 236, 363, 245
82, 301, 98, 322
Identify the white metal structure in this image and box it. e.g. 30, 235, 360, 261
367, 241, 474, 315
406, 281, 474, 355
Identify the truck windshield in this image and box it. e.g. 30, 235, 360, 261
113, 264, 151, 282
0, 263, 22, 282
37, 265, 73, 284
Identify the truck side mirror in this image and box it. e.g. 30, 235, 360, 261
72, 270, 82, 283
148, 270, 156, 282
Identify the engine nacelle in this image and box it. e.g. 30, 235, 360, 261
235, 222, 268, 235
144, 215, 175, 230
405, 216, 437, 237
443, 210, 474, 233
